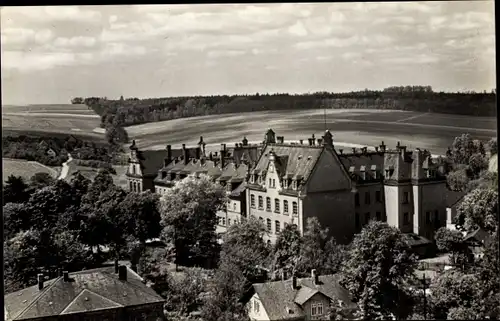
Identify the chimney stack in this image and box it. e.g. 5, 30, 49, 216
312, 134, 316, 145
63, 271, 70, 282
182, 144, 189, 165
339, 149, 343, 155
277, 136, 284, 144
352, 147, 356, 154
220, 144, 226, 168
375, 146, 379, 152
118, 265, 127, 281
38, 273, 44, 291
317, 138, 323, 146
166, 145, 172, 164
397, 141, 401, 148
292, 275, 298, 289
311, 269, 319, 285
308, 138, 313, 146
300, 139, 303, 145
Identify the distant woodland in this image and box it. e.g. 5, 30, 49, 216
73, 87, 497, 133
2, 133, 125, 166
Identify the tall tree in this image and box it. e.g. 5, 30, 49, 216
434, 227, 470, 268
340, 221, 417, 320
159, 174, 225, 268
28, 172, 56, 190
3, 202, 30, 240
272, 223, 302, 278
455, 187, 498, 234
3, 175, 29, 205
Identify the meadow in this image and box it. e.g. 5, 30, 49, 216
63, 161, 129, 189
2, 158, 59, 183
125, 109, 497, 156
2, 104, 103, 139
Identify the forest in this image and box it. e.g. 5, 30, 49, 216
73, 86, 497, 130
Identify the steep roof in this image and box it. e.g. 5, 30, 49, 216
137, 150, 168, 176
252, 144, 323, 182
4, 266, 164, 321
251, 274, 356, 320
230, 145, 261, 166
445, 189, 466, 208
338, 152, 385, 180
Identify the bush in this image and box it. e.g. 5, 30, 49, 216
73, 159, 117, 174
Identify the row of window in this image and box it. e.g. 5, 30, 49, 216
354, 190, 410, 206
251, 175, 298, 190
250, 195, 298, 215
129, 181, 142, 192
258, 217, 289, 235
355, 211, 384, 229
217, 217, 236, 226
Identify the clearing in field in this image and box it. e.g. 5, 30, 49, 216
2, 158, 59, 183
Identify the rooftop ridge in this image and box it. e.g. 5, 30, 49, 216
15, 276, 63, 320
59, 288, 123, 315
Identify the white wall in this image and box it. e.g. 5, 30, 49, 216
247, 293, 270, 321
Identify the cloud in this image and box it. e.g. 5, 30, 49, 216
53, 36, 97, 48
288, 21, 308, 37
3, 6, 103, 24
207, 50, 246, 59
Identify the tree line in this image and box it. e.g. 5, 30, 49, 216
72, 86, 496, 130
2, 133, 125, 166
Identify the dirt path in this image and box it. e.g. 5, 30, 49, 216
58, 153, 74, 180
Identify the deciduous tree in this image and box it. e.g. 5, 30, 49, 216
272, 223, 302, 278
340, 221, 417, 320
455, 187, 498, 234
3, 175, 29, 205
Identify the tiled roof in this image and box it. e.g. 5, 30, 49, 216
338, 152, 385, 179
252, 144, 323, 183
230, 181, 247, 198
251, 274, 356, 320
4, 266, 164, 321
230, 145, 261, 166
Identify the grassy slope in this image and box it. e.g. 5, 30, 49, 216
2, 158, 58, 183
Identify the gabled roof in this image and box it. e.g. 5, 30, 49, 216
252, 144, 323, 183
4, 266, 164, 321
230, 145, 261, 166
251, 274, 356, 320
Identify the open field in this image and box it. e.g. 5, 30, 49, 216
2, 158, 59, 183
2, 104, 103, 139
125, 109, 497, 156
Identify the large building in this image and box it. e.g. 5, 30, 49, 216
126, 128, 458, 245
4, 265, 165, 321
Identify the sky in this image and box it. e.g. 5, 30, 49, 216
1, 2, 496, 105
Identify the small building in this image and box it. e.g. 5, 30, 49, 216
4, 265, 165, 321
243, 271, 358, 321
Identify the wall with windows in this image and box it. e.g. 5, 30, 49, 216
384, 184, 414, 233
302, 293, 330, 321
246, 293, 270, 321
353, 184, 386, 233
246, 189, 302, 244
413, 181, 448, 240
128, 178, 143, 193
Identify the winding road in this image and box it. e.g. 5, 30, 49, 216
58, 153, 73, 180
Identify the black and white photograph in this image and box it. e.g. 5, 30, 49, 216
1, 1, 498, 320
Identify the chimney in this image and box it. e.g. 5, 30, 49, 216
114, 260, 119, 273
311, 269, 319, 285
339, 149, 343, 155
397, 141, 401, 148
317, 138, 323, 146
166, 145, 172, 164
220, 144, 226, 168
63, 271, 70, 282
277, 136, 284, 144
380, 141, 386, 151
118, 265, 127, 281
209, 152, 213, 161
312, 134, 316, 145
292, 275, 298, 289
308, 138, 313, 146
300, 139, 303, 145
38, 273, 44, 290
182, 144, 189, 165
375, 146, 379, 152
362, 147, 367, 154
352, 147, 356, 154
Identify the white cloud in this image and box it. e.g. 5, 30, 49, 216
207, 50, 246, 59
53, 36, 97, 48
3, 6, 103, 24
288, 21, 308, 37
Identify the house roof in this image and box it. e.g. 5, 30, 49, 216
445, 190, 466, 208
136, 150, 168, 176
230, 145, 261, 166
4, 266, 164, 321
251, 274, 356, 320
252, 144, 323, 183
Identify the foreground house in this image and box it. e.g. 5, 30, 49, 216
244, 270, 358, 321
4, 265, 165, 321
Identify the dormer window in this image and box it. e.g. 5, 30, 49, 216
360, 166, 366, 180
132, 165, 136, 175
283, 179, 288, 189
251, 175, 255, 184
292, 180, 297, 190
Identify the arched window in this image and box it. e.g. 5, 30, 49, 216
266, 197, 271, 211
258, 196, 263, 209
133, 181, 137, 192
292, 202, 298, 215
251, 195, 256, 208
274, 198, 280, 213
284, 200, 289, 214
266, 218, 271, 232
129, 181, 133, 192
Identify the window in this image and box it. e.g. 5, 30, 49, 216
403, 192, 409, 204
273, 179, 276, 187
222, 217, 226, 226
283, 179, 288, 189
275, 221, 281, 234
292, 202, 298, 216
266, 197, 271, 211
404, 212, 410, 225
218, 217, 222, 225
269, 178, 272, 187
228, 219, 231, 226
284, 200, 289, 214
132, 164, 136, 175
373, 170, 378, 179
275, 198, 280, 213
233, 203, 237, 211
426, 211, 431, 224
254, 300, 260, 313
251, 195, 256, 208
355, 213, 360, 229
376, 190, 381, 202
267, 219, 272, 232
133, 181, 137, 192
129, 181, 133, 191
292, 180, 297, 190
364, 212, 370, 224
355, 193, 360, 207
258, 196, 263, 209
259, 217, 264, 224
251, 175, 255, 184
311, 303, 324, 316
376, 211, 381, 221
365, 192, 370, 205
